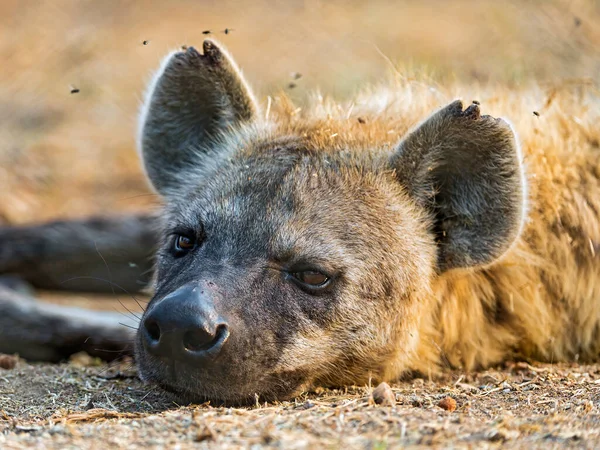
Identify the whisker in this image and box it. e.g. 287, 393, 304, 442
119, 322, 139, 331
129, 288, 149, 308
119, 193, 161, 201
93, 347, 133, 353
110, 306, 141, 323
60, 276, 147, 314
140, 267, 155, 277
95, 241, 116, 296
116, 298, 142, 321
95, 356, 137, 377
84, 336, 136, 345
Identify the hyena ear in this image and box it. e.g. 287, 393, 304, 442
138, 40, 258, 196
391, 100, 526, 271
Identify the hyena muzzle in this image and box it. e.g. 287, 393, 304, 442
1, 40, 598, 404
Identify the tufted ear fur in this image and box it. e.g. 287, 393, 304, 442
138, 40, 258, 196
391, 100, 526, 271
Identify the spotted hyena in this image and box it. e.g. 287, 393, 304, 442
1, 40, 599, 404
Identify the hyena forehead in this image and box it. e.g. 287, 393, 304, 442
167, 127, 389, 213
165, 141, 416, 260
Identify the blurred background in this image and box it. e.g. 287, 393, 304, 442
0, 0, 598, 225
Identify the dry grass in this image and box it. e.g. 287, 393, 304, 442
2, 0, 600, 448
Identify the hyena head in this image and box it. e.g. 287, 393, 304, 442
134, 40, 526, 404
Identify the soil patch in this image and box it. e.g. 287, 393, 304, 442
1, 359, 600, 448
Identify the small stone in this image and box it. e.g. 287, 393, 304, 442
437, 396, 457, 412
0, 354, 17, 370
194, 425, 215, 442
410, 395, 424, 407
371, 382, 396, 406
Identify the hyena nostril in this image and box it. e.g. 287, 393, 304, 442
183, 324, 229, 353
215, 323, 229, 344
145, 319, 161, 343
182, 328, 213, 352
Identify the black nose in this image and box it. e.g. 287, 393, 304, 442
141, 284, 229, 362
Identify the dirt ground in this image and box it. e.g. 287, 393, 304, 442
1, 357, 599, 449
2, 1, 600, 449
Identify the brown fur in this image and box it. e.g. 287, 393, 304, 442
264, 80, 600, 380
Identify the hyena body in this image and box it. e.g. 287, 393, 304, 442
1, 40, 599, 403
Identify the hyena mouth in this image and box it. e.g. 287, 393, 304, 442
150, 368, 308, 405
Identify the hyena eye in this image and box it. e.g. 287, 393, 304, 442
291, 270, 330, 287
173, 234, 196, 255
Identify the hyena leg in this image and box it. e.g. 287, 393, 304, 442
0, 284, 136, 361
0, 214, 158, 293
0, 214, 157, 361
